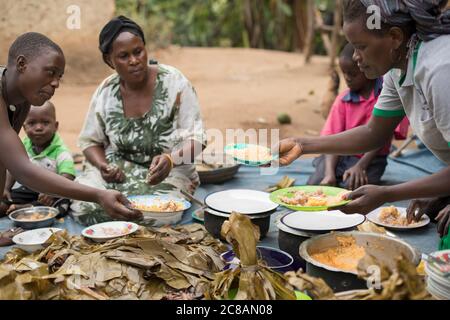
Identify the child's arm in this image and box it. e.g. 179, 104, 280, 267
321, 155, 339, 186
343, 149, 380, 190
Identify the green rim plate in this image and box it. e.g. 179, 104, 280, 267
191, 208, 204, 223
224, 143, 278, 166
270, 185, 350, 211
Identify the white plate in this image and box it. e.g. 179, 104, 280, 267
204, 189, 278, 215
82, 221, 139, 243
12, 227, 63, 253
367, 207, 430, 230
280, 210, 366, 232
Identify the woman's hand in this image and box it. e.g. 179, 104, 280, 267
436, 205, 450, 238
0, 227, 24, 247
343, 165, 369, 190
147, 154, 172, 185
334, 185, 388, 214
274, 138, 303, 166
100, 163, 126, 184
97, 190, 142, 221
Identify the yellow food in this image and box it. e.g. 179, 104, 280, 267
131, 199, 184, 212
311, 236, 366, 272
280, 188, 347, 207
15, 212, 52, 221
378, 206, 417, 226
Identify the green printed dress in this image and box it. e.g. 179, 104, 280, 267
71, 64, 206, 226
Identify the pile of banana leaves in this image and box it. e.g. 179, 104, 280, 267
285, 253, 432, 300
0, 224, 227, 300
206, 212, 297, 300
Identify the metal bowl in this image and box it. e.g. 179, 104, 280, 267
299, 231, 421, 292
204, 208, 272, 241
9, 206, 59, 229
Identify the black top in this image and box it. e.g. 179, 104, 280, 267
0, 66, 31, 133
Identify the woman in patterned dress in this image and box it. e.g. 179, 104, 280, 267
71, 16, 206, 225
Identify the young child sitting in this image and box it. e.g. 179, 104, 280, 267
307, 43, 409, 190
1, 101, 75, 216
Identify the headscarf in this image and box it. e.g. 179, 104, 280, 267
360, 0, 450, 56
99, 15, 145, 55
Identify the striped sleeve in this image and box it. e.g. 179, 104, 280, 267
373, 71, 406, 118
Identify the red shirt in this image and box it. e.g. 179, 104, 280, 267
321, 78, 409, 157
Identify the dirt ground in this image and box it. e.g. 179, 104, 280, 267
50, 47, 333, 154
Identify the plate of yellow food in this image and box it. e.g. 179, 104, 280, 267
270, 186, 350, 211
367, 206, 430, 230
127, 195, 191, 226
224, 143, 278, 166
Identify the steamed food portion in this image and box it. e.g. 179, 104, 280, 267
14, 211, 54, 221
311, 236, 366, 273
279, 188, 347, 207
131, 198, 184, 212
378, 206, 418, 226
227, 144, 273, 163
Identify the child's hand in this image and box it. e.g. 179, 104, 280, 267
100, 163, 126, 183
343, 165, 369, 190
38, 193, 55, 206
436, 205, 450, 238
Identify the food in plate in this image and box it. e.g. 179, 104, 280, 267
85, 226, 131, 237
357, 221, 387, 234
279, 188, 347, 207
227, 144, 273, 163
14, 211, 54, 221
195, 163, 226, 172
130, 198, 185, 212
378, 206, 418, 226
311, 236, 366, 272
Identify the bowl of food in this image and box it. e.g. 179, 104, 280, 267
299, 231, 421, 292
8, 206, 59, 229
196, 163, 240, 184
12, 227, 63, 253
128, 195, 191, 227
220, 246, 294, 273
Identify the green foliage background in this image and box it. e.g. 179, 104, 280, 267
115, 0, 335, 53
